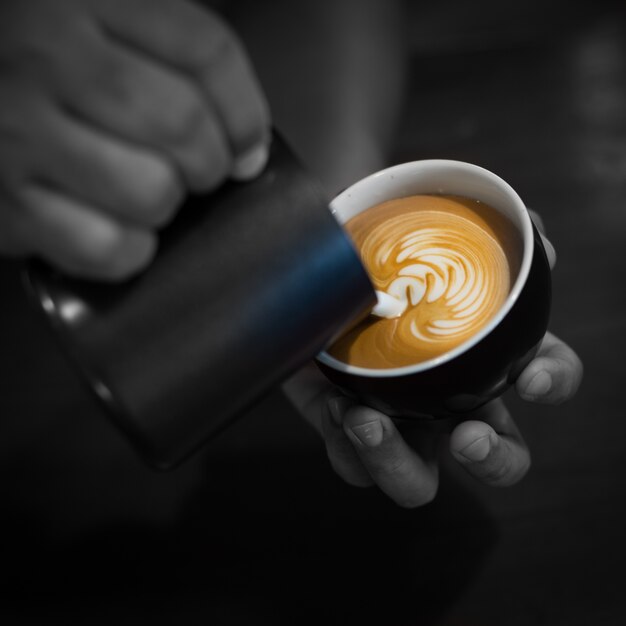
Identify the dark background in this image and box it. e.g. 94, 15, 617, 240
1, 1, 625, 624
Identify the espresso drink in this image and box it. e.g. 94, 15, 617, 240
328, 195, 521, 368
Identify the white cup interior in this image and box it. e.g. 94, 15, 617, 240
317, 159, 534, 377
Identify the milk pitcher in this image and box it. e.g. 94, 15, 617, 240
24, 133, 376, 469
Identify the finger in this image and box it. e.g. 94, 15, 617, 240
322, 397, 374, 488
343, 406, 439, 508
97, 0, 271, 170
35, 108, 183, 228
528, 209, 556, 269
449, 400, 530, 487
527, 208, 545, 233
539, 232, 556, 270
516, 331, 583, 404
45, 32, 233, 192
282, 364, 334, 434
18, 184, 156, 280
282, 369, 373, 488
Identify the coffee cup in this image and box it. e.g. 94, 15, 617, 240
316, 159, 552, 418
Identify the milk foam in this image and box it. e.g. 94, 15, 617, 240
329, 195, 514, 368
371, 219, 499, 345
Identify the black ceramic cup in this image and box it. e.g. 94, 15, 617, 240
23, 133, 376, 469
316, 160, 552, 418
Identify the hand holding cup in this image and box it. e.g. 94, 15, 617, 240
286, 160, 583, 506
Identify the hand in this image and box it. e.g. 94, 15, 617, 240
284, 221, 582, 506
285, 330, 582, 507
286, 208, 582, 507
0, 0, 270, 280
304, 210, 581, 506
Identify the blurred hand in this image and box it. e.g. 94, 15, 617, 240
0, 0, 270, 280
284, 220, 583, 507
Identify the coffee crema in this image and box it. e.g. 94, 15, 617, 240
328, 194, 520, 368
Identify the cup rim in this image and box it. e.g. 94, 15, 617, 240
316, 159, 534, 377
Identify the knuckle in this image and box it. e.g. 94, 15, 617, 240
157, 89, 208, 149
132, 160, 182, 227
228, 80, 270, 141
383, 452, 412, 479
159, 90, 232, 186
80, 220, 128, 267
230, 107, 270, 158
196, 16, 241, 67
183, 143, 230, 193
88, 57, 140, 112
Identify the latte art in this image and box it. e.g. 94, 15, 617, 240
372, 214, 507, 343
329, 195, 519, 368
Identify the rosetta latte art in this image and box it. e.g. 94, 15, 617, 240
328, 195, 515, 368
374, 220, 506, 343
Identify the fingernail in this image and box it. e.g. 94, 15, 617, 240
459, 432, 497, 462
327, 396, 352, 425
348, 419, 384, 448
526, 370, 553, 397
231, 143, 269, 180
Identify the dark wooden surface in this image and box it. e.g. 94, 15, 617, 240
1, 2, 626, 625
